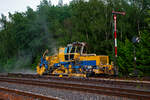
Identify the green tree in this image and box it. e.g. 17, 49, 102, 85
136, 31, 150, 76
117, 39, 134, 76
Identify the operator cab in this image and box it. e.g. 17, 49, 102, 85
64, 42, 87, 60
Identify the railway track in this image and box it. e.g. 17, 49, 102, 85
6, 73, 150, 81
2, 73, 150, 88
0, 76, 150, 100
0, 86, 58, 100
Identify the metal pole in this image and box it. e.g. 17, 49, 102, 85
114, 14, 117, 58
132, 36, 139, 75
112, 11, 125, 76
134, 45, 136, 70
113, 14, 118, 76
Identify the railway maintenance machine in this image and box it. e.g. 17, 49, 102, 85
37, 42, 115, 77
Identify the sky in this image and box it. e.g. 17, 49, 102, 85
0, 0, 71, 18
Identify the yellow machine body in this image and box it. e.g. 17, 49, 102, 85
37, 42, 114, 77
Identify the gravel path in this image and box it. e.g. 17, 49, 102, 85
0, 82, 135, 100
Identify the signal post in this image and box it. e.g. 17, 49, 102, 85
112, 11, 125, 76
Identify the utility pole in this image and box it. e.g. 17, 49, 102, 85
112, 11, 125, 76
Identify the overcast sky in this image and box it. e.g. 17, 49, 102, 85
0, 0, 71, 18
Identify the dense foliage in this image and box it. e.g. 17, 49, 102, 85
0, 0, 149, 76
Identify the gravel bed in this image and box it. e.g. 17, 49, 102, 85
0, 82, 134, 100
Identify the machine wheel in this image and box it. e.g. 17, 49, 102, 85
86, 72, 94, 77
36, 65, 46, 75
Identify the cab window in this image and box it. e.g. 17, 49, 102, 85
76, 46, 81, 53
67, 47, 70, 53
83, 47, 87, 53
70, 46, 75, 53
